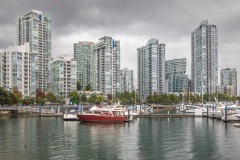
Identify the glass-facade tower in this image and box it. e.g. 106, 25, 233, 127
191, 20, 218, 94
91, 36, 120, 95
165, 58, 187, 93
17, 9, 51, 94
137, 38, 165, 100
74, 41, 94, 90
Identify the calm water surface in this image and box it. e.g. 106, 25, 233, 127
0, 115, 240, 160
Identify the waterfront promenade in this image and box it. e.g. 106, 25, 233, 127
0, 106, 59, 115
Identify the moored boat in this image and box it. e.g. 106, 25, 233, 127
77, 113, 128, 122
64, 113, 78, 121
63, 107, 79, 121
77, 103, 129, 122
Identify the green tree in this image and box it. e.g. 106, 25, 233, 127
69, 91, 80, 104
85, 84, 91, 91
88, 94, 97, 104
35, 88, 46, 105
0, 87, 17, 106
77, 81, 82, 91
7, 91, 17, 105
80, 94, 87, 103
35, 97, 46, 106
21, 96, 34, 106
146, 94, 154, 104
12, 88, 22, 103
56, 96, 65, 105
46, 92, 57, 103
96, 95, 104, 105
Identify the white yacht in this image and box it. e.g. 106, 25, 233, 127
63, 108, 79, 121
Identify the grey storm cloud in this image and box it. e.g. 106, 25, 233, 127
0, 0, 240, 91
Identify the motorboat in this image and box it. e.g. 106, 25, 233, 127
234, 123, 240, 127
185, 105, 207, 113
63, 107, 79, 121
77, 102, 129, 122
221, 110, 240, 121
212, 110, 222, 119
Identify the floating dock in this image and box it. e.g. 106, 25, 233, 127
39, 113, 62, 117
138, 114, 194, 118
138, 113, 240, 123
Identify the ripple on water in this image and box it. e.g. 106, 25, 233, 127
1, 116, 240, 159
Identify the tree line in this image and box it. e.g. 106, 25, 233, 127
1, 85, 239, 106
146, 92, 238, 105
0, 87, 65, 106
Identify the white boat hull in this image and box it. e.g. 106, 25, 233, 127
63, 114, 78, 121
213, 111, 222, 119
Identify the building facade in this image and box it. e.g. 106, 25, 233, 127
17, 9, 51, 93
91, 36, 120, 95
191, 20, 218, 94
165, 58, 188, 93
220, 68, 237, 96
217, 85, 234, 96
73, 41, 94, 90
120, 68, 135, 93
0, 43, 33, 96
137, 38, 165, 100
48, 55, 77, 98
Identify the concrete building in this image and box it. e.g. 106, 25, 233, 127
191, 20, 218, 94
217, 85, 234, 96
137, 38, 165, 100
165, 58, 188, 93
91, 36, 120, 95
17, 9, 51, 93
120, 68, 135, 93
48, 55, 77, 98
0, 43, 33, 96
73, 41, 94, 90
220, 68, 237, 96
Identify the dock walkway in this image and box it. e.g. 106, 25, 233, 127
139, 114, 194, 118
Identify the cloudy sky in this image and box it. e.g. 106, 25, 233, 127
0, 0, 240, 89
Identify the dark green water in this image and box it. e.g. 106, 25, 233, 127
0, 115, 240, 160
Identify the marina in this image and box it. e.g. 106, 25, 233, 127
2, 103, 240, 124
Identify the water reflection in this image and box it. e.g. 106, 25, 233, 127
77, 121, 140, 159
1, 116, 240, 159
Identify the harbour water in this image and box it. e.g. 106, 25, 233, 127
1, 115, 240, 160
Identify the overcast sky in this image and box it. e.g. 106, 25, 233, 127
0, 0, 240, 91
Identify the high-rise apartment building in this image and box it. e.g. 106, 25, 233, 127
220, 68, 237, 96
120, 68, 135, 93
137, 38, 165, 100
48, 55, 77, 98
0, 43, 33, 96
165, 58, 188, 93
91, 36, 120, 95
191, 20, 218, 94
73, 41, 94, 90
17, 9, 51, 93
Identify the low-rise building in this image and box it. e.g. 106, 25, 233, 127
48, 55, 77, 98
0, 43, 35, 96
220, 68, 237, 96
217, 85, 234, 96
120, 68, 135, 93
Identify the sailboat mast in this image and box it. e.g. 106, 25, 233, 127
201, 71, 203, 105
188, 86, 190, 104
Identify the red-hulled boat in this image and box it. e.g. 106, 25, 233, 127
77, 103, 129, 122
